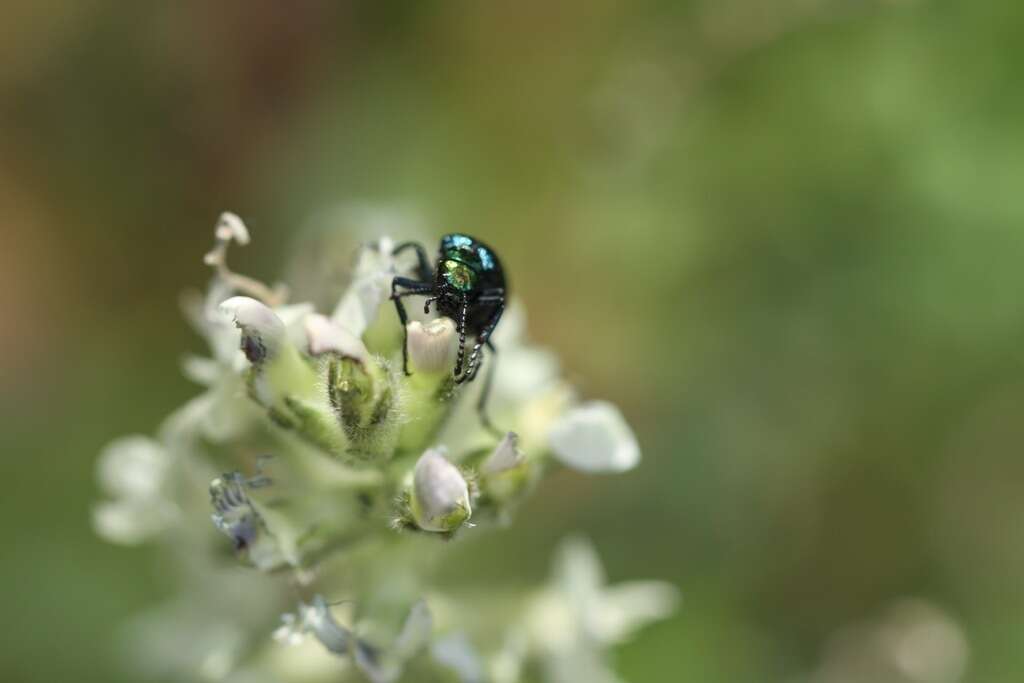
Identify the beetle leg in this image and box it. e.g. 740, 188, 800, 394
392, 241, 434, 282
475, 339, 503, 436
391, 276, 434, 376
463, 289, 505, 383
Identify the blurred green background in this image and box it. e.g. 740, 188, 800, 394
3, 1, 1024, 681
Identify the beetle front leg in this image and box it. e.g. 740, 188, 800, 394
392, 241, 434, 282
391, 276, 434, 376
475, 339, 502, 436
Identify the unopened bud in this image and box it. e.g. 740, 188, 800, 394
407, 318, 458, 374
410, 449, 472, 532
396, 317, 460, 453
327, 354, 398, 462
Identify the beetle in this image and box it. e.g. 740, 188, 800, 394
390, 234, 506, 433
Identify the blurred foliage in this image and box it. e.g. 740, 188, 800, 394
3, 1, 1024, 681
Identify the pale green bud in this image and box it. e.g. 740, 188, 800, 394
327, 355, 399, 461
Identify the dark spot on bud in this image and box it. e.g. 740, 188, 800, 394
241, 335, 266, 363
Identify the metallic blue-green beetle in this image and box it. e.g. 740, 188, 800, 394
390, 234, 507, 432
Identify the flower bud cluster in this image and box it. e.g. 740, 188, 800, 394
91, 211, 669, 683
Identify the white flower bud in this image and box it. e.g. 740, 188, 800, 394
407, 318, 458, 374
547, 401, 640, 473
219, 296, 286, 363
410, 449, 472, 532
305, 313, 370, 363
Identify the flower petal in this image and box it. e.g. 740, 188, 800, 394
547, 402, 640, 473
96, 435, 169, 499
482, 432, 525, 475
92, 500, 171, 545
593, 581, 680, 643
305, 313, 370, 362
554, 536, 606, 603
331, 239, 397, 337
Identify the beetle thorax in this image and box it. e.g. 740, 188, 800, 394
440, 259, 477, 293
